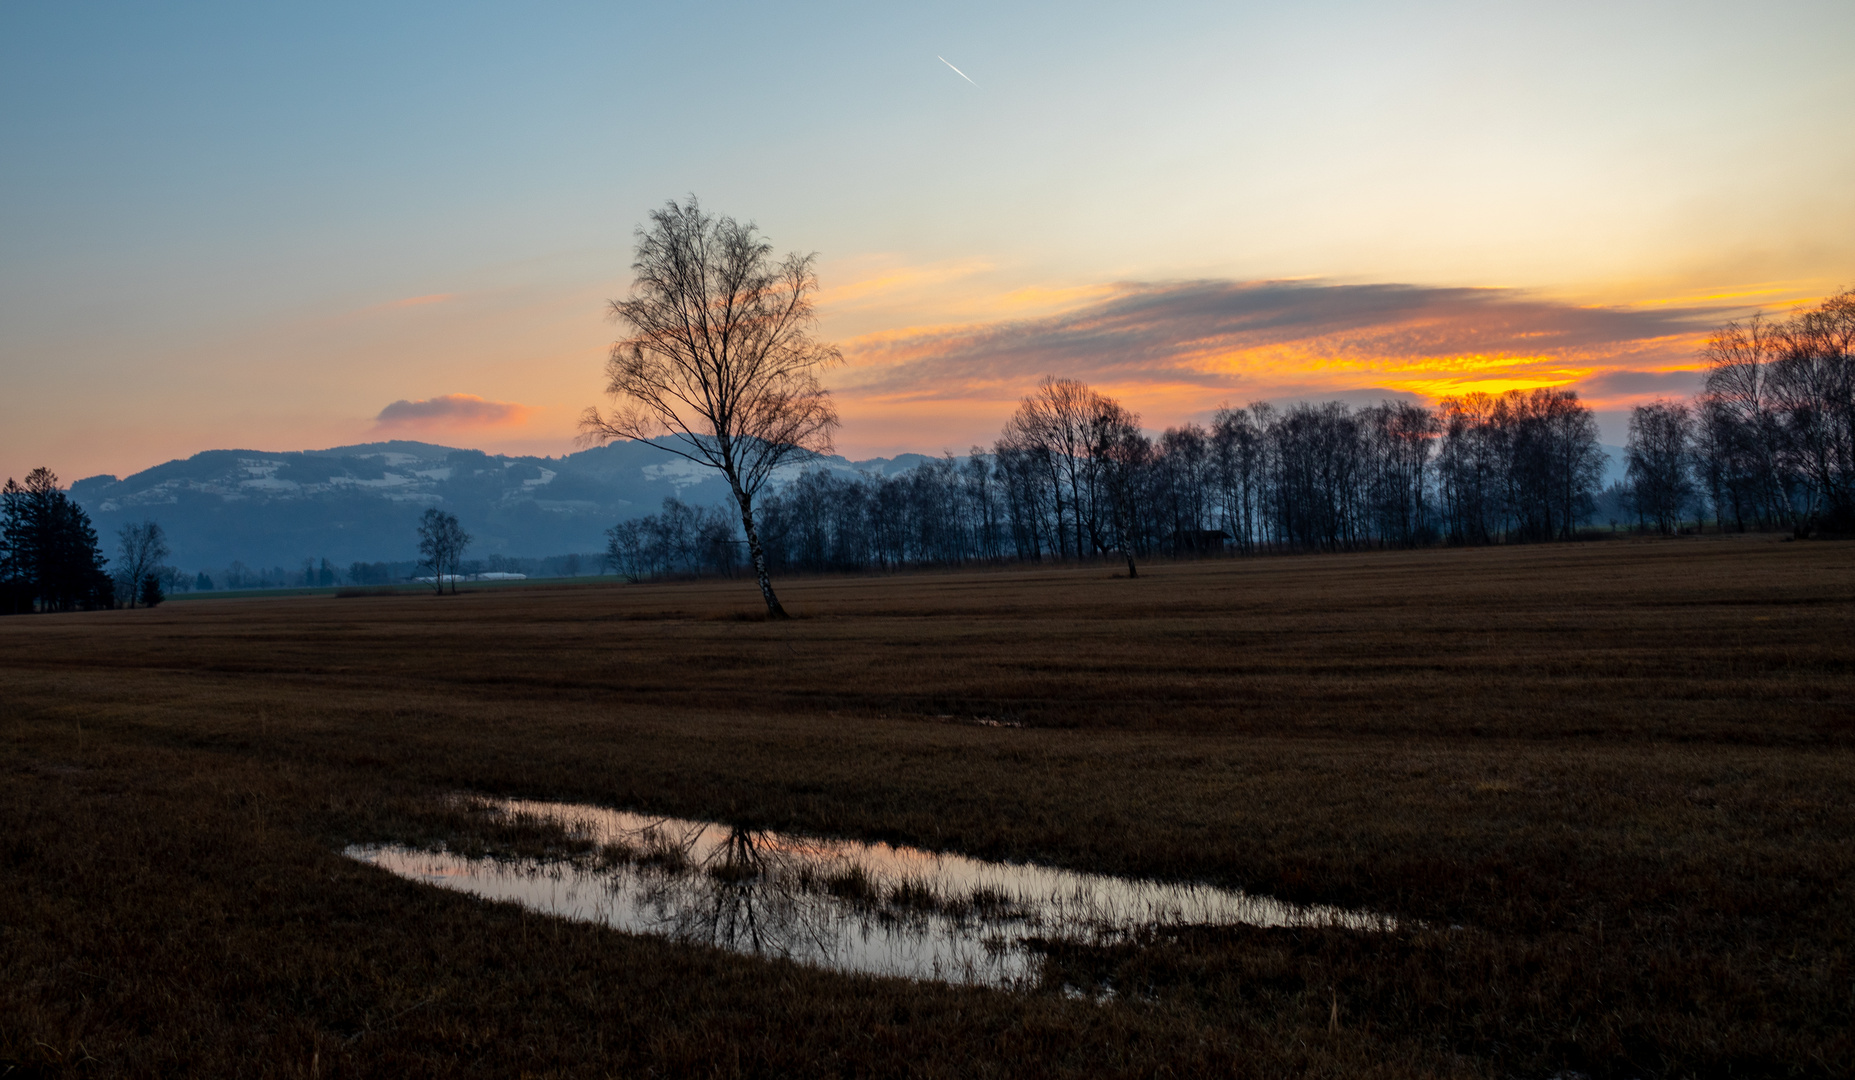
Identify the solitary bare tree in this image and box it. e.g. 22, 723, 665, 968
581, 197, 841, 619
417, 508, 471, 595
115, 520, 169, 608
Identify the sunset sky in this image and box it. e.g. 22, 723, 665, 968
3, 1, 1851, 483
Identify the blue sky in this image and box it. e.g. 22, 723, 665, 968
3, 1, 1851, 481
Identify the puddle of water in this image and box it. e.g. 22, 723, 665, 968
346, 797, 1391, 988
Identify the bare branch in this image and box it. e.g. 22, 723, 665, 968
581, 197, 843, 617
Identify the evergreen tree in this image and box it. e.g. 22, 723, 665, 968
0, 468, 115, 613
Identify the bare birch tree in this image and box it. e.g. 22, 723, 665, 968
581, 197, 841, 619
417, 509, 470, 595
1695, 289, 1853, 533
1088, 396, 1150, 577
1625, 401, 1697, 534
114, 520, 169, 608
1001, 377, 1099, 559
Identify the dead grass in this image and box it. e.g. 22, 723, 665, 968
2, 534, 1852, 1076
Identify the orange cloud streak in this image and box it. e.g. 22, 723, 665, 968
820, 279, 1741, 454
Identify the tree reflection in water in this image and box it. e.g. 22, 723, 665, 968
348, 798, 1390, 988
628, 824, 950, 971
655, 826, 791, 957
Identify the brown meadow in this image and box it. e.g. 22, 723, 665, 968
3, 534, 1852, 1077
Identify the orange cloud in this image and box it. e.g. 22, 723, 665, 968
373, 394, 532, 430
835, 279, 1731, 404
821, 278, 1745, 455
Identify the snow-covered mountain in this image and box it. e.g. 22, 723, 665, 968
67, 439, 940, 571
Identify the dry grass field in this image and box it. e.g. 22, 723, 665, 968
3, 534, 1853, 1077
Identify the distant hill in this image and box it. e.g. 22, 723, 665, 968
68, 439, 941, 572
64, 437, 1635, 574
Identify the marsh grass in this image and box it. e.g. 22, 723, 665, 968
887, 876, 940, 912
826, 863, 878, 902
3, 535, 1852, 1076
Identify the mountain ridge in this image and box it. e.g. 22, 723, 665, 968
66, 438, 942, 572
58, 436, 1629, 576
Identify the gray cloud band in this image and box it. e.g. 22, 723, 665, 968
842, 280, 1726, 399
375, 394, 525, 425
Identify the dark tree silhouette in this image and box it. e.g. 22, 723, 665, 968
116, 520, 170, 609
732, 388, 1605, 578
1435, 389, 1604, 544
999, 377, 1100, 559
600, 379, 1619, 585
604, 497, 739, 583
1697, 289, 1854, 533
417, 509, 471, 594
1626, 401, 1697, 534
581, 197, 841, 619
596, 289, 1853, 579
1089, 395, 1151, 577
1, 468, 114, 613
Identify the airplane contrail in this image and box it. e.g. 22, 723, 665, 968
937, 56, 977, 86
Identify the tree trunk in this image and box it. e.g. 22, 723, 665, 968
731, 485, 788, 619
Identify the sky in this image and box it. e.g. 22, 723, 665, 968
3, 1, 1851, 483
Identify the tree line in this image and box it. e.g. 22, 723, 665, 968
1627, 288, 1854, 534
601, 383, 1614, 579
732, 383, 1608, 576
12, 256, 1847, 606
580, 197, 1651, 609
596, 288, 1849, 581
2, 468, 174, 613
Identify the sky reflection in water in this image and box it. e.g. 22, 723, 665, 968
346, 797, 1390, 988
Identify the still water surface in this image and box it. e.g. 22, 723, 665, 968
347, 797, 1390, 988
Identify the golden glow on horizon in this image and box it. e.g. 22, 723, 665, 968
1379, 374, 1582, 399
836, 323, 1710, 397
8, 2, 1852, 486
809, 277, 1755, 457
15, 263, 1824, 479
334, 265, 1795, 465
